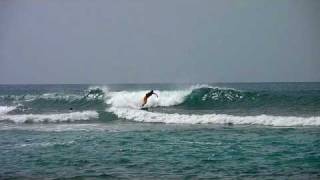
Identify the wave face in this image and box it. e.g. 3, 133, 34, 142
182, 87, 254, 108
180, 87, 320, 113
1, 84, 320, 126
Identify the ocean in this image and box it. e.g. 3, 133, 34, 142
0, 83, 319, 179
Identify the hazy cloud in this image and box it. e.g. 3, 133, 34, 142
0, 0, 319, 84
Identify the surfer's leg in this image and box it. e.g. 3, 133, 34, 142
142, 96, 147, 106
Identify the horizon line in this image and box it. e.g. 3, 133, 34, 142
0, 81, 319, 86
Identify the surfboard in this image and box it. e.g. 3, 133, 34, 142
140, 107, 149, 111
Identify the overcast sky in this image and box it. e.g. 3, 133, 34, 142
0, 0, 319, 84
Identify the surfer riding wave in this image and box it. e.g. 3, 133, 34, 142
142, 90, 158, 107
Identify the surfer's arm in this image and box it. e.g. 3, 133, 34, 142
153, 93, 158, 98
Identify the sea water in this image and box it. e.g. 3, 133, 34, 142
0, 83, 319, 179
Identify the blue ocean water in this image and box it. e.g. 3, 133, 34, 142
0, 83, 319, 179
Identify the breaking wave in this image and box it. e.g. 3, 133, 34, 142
0, 111, 99, 123
103, 85, 320, 109
103, 85, 320, 126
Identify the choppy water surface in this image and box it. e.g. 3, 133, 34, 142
0, 83, 320, 179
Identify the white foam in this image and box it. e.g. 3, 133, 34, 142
40, 93, 83, 101
0, 90, 104, 104
0, 123, 161, 132
190, 84, 237, 91
0, 106, 16, 115
19, 141, 75, 148
109, 107, 320, 126
106, 89, 191, 109
0, 111, 98, 123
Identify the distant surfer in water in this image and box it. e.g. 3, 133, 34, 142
142, 90, 158, 107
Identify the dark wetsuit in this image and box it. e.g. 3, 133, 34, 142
142, 90, 156, 107
146, 91, 154, 98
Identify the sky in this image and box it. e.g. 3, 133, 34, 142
0, 0, 319, 84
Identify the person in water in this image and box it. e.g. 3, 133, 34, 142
142, 90, 158, 107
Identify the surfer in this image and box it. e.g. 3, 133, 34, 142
142, 90, 158, 107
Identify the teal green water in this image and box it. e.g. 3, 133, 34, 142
0, 83, 320, 179
1, 124, 319, 179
